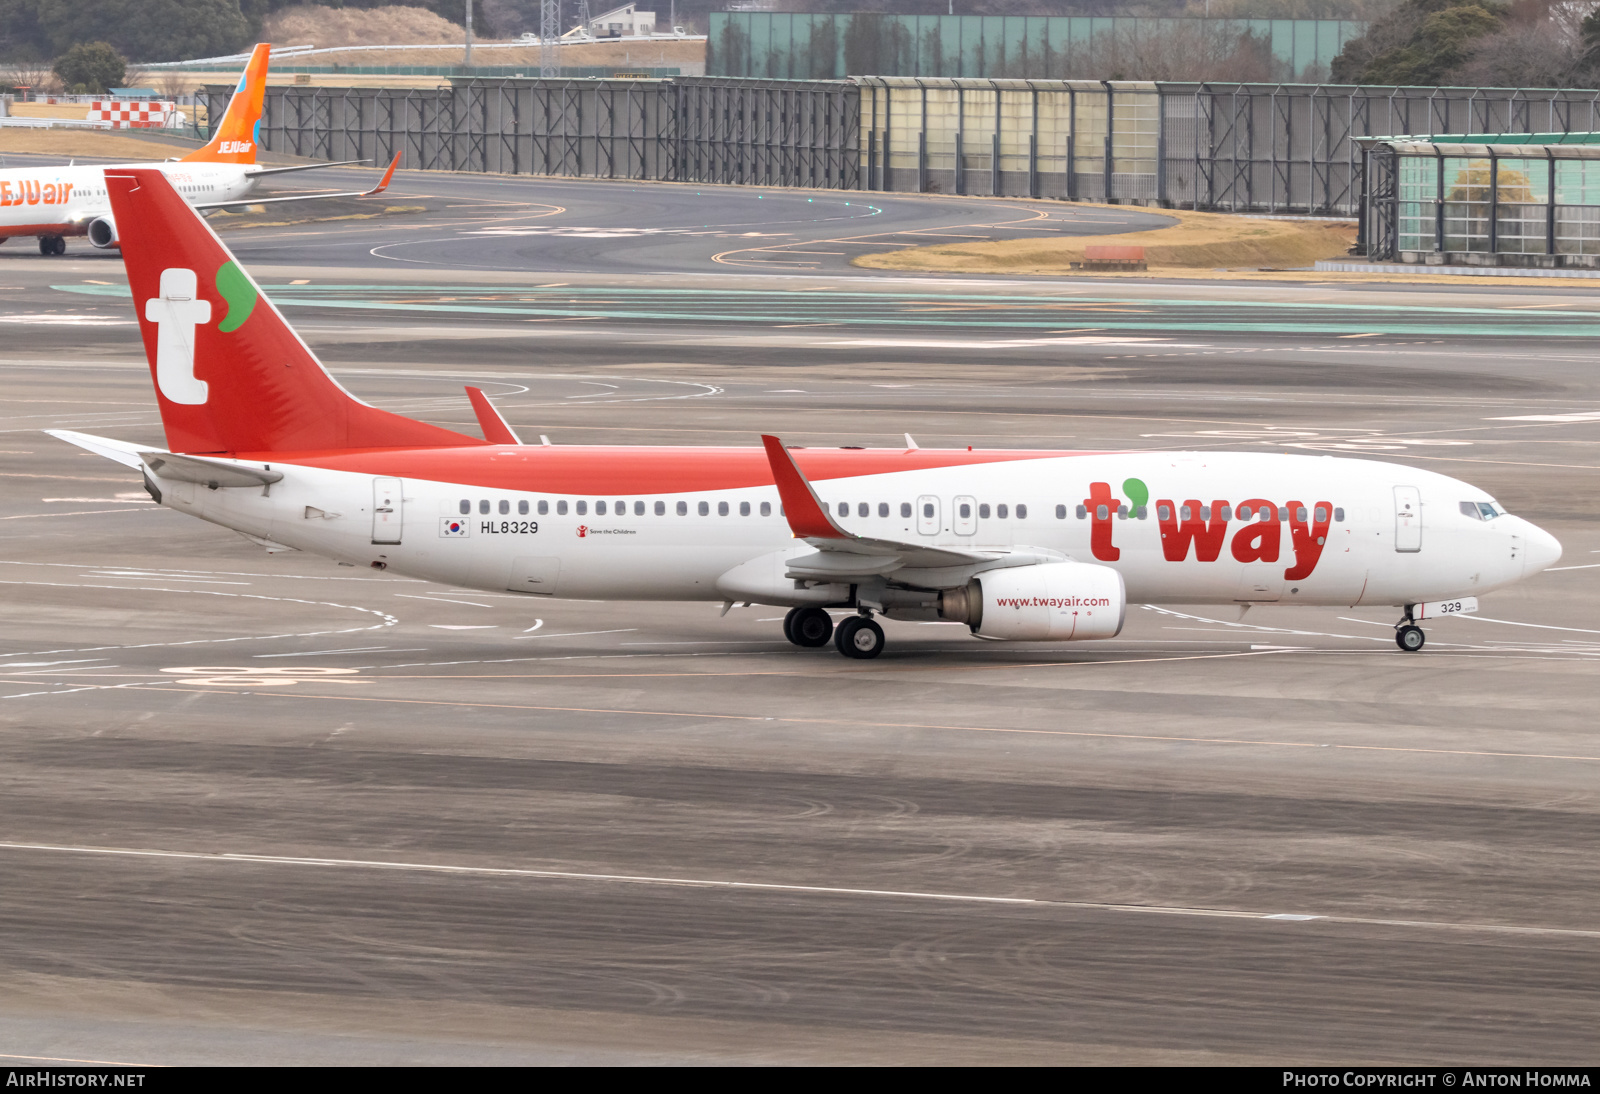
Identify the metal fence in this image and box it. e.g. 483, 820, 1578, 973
1363, 140, 1600, 267
708, 14, 1365, 83
215, 78, 1600, 214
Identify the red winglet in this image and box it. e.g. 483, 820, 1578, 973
466, 386, 521, 445
760, 435, 848, 540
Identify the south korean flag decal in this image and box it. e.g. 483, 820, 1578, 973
440, 517, 470, 537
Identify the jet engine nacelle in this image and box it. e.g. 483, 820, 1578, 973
87, 215, 119, 249
940, 561, 1126, 641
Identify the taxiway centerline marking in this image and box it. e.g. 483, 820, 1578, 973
2, 841, 1597, 940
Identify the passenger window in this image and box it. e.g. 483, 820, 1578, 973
1117, 505, 1128, 519
979, 503, 991, 519
596, 501, 607, 516
1077, 505, 1087, 519
1277, 507, 1288, 522
1055, 504, 1066, 519
959, 502, 971, 519
459, 499, 470, 515
878, 503, 889, 518
1180, 505, 1191, 521
740, 501, 751, 516
1296, 506, 1308, 522
922, 503, 934, 518
677, 501, 688, 516
1219, 505, 1231, 521
1096, 505, 1107, 520
499, 500, 510, 515
1200, 506, 1210, 520
997, 504, 1009, 519
576, 500, 588, 516
1238, 505, 1253, 520
698, 501, 709, 516
635, 501, 645, 516
761, 501, 771, 517
1158, 505, 1171, 521
1017, 504, 1027, 519
1334, 507, 1344, 522
718, 501, 729, 516
655, 501, 665, 515
1314, 506, 1327, 523
901, 502, 912, 518
518, 500, 529, 515
858, 503, 869, 518
837, 502, 848, 518
557, 500, 568, 515
479, 499, 490, 514
538, 500, 548, 515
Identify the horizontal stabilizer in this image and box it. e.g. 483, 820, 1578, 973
45, 429, 146, 469
143, 452, 282, 488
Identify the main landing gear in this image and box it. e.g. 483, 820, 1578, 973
1395, 606, 1425, 652
782, 607, 886, 659
38, 235, 66, 256
783, 606, 834, 647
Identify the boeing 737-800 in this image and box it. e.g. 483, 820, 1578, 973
0, 43, 393, 254
48, 168, 1563, 658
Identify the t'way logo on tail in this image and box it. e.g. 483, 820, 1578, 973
109, 168, 485, 456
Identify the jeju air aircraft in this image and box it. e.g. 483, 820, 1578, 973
0, 43, 396, 256
48, 169, 1562, 657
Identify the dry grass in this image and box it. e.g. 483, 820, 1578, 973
264, 5, 464, 48
856, 206, 1359, 275
7, 103, 92, 119
0, 130, 195, 158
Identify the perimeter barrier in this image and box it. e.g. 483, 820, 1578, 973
211, 78, 1600, 215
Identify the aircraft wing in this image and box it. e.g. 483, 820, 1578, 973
194, 153, 400, 211
244, 159, 370, 178
760, 434, 1003, 576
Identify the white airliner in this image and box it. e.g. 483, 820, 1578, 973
48, 168, 1563, 657
0, 43, 393, 255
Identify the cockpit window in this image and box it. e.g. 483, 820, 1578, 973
1460, 501, 1502, 521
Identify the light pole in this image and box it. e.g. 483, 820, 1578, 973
465, 0, 474, 65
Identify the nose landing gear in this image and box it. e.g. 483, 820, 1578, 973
1395, 606, 1425, 652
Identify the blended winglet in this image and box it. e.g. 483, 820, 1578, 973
760, 435, 848, 540
466, 386, 522, 445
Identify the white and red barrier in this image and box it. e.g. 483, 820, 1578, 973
87, 100, 175, 128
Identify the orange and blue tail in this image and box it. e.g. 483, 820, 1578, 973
180, 43, 270, 165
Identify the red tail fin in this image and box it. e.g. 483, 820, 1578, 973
181, 43, 270, 165
107, 167, 485, 455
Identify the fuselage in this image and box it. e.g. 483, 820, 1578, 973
149, 447, 1561, 609
0, 162, 259, 240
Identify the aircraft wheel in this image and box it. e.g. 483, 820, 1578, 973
1395, 624, 1425, 652
39, 235, 66, 256
834, 615, 885, 659
789, 606, 833, 648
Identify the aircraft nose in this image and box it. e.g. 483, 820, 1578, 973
1523, 523, 1563, 576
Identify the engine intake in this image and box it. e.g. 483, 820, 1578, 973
939, 562, 1126, 641
87, 215, 119, 249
